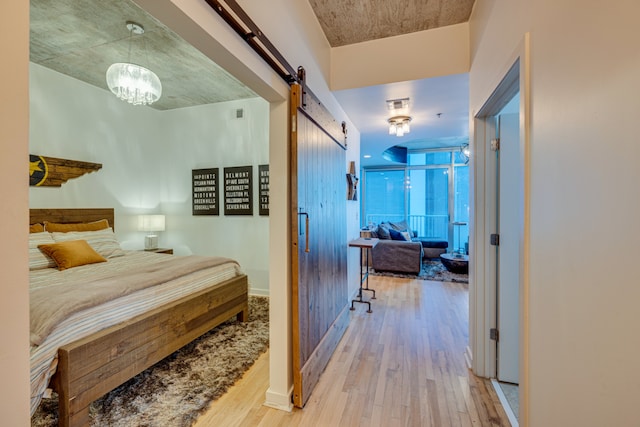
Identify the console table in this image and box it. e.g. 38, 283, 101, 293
349, 237, 379, 313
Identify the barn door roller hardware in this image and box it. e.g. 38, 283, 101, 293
204, 0, 298, 84
205, 0, 348, 147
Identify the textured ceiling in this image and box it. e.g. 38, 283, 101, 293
308, 0, 475, 46
30, 0, 473, 164
29, 0, 257, 110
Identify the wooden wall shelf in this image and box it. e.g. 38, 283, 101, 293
29, 155, 102, 187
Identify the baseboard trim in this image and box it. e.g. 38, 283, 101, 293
249, 288, 269, 297
264, 386, 293, 412
491, 379, 518, 427
464, 345, 473, 369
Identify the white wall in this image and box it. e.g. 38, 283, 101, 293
469, 1, 640, 426
29, 63, 270, 294
0, 1, 30, 424
331, 23, 470, 91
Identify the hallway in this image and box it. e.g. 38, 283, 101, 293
196, 275, 510, 426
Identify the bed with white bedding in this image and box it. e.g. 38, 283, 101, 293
29, 209, 248, 427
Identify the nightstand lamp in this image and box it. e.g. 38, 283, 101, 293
138, 214, 165, 250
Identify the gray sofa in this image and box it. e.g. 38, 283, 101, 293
370, 221, 424, 274
371, 239, 423, 274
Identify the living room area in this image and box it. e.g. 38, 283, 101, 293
359, 147, 470, 282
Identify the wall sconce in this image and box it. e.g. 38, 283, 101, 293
460, 143, 470, 164
138, 214, 165, 250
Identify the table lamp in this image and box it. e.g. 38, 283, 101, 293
138, 214, 165, 250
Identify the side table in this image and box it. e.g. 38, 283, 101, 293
143, 247, 174, 254
348, 237, 379, 313
440, 252, 468, 274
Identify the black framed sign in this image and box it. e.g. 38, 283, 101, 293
259, 164, 269, 216
224, 166, 253, 215
192, 168, 219, 215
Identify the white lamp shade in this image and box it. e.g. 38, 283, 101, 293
138, 215, 165, 232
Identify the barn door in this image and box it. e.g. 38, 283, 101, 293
291, 83, 349, 407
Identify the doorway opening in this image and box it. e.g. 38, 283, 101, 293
470, 33, 531, 426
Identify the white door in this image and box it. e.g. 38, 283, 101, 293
497, 111, 521, 384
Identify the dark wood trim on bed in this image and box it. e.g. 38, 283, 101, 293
30, 208, 115, 230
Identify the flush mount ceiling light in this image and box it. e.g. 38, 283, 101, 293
386, 97, 411, 137
388, 115, 412, 137
106, 21, 162, 106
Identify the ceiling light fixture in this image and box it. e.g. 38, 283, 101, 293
106, 21, 162, 106
388, 115, 412, 137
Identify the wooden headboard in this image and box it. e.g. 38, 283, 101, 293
30, 208, 115, 230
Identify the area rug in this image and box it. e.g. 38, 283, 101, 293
31, 295, 269, 427
370, 258, 468, 283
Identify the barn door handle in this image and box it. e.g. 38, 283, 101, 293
298, 210, 310, 253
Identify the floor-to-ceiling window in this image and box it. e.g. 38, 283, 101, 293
362, 148, 469, 251
361, 169, 406, 228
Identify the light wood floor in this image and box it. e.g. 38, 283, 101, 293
194, 276, 510, 426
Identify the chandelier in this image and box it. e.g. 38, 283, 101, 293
106, 22, 162, 106
388, 115, 412, 137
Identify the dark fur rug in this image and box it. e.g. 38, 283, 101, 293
371, 258, 469, 283
31, 296, 269, 427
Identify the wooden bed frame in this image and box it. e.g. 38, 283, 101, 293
30, 208, 249, 427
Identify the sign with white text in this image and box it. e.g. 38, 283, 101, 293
192, 168, 219, 215
259, 164, 269, 216
224, 166, 253, 215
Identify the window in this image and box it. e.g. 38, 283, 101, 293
362, 148, 469, 252
362, 169, 406, 227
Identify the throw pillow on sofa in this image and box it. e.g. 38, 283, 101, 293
389, 228, 410, 241
385, 220, 416, 239
375, 224, 391, 239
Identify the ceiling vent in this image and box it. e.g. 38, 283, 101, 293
236, 108, 244, 119
386, 98, 410, 111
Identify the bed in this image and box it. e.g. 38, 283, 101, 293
29, 208, 248, 427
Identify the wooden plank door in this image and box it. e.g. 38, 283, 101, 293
291, 84, 349, 407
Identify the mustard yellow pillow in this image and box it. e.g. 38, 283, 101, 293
44, 219, 110, 233
38, 240, 107, 270
30, 223, 45, 233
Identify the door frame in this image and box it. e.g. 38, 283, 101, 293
469, 33, 531, 421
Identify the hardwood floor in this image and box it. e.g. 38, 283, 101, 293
194, 276, 510, 426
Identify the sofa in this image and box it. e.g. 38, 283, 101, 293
371, 239, 423, 274
369, 221, 424, 274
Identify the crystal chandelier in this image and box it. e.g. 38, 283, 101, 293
106, 22, 162, 106
388, 115, 412, 137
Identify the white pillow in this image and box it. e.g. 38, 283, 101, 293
51, 227, 126, 259
28, 232, 57, 270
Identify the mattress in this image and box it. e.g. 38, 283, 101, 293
29, 250, 242, 415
